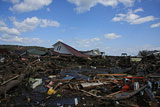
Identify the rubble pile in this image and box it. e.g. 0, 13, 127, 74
0, 54, 160, 106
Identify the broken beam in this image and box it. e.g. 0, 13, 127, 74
1, 75, 19, 86
97, 74, 127, 76
81, 90, 101, 98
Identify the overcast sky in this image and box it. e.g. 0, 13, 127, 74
0, 0, 160, 55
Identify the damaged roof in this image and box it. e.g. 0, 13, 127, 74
53, 41, 88, 58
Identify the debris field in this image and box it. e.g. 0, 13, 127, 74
0, 51, 160, 106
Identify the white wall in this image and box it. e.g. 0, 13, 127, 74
84, 50, 101, 56
54, 43, 72, 54
84, 51, 94, 55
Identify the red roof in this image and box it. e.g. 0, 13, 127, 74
50, 50, 72, 56
53, 41, 89, 58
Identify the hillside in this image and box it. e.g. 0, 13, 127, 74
0, 45, 50, 52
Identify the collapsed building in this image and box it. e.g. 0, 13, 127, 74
52, 41, 88, 58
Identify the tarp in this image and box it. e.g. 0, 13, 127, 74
27, 49, 46, 55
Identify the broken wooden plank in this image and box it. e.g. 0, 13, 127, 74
148, 76, 160, 78
155, 96, 160, 98
81, 90, 101, 98
106, 91, 122, 97
97, 74, 127, 76
53, 79, 71, 82
81, 82, 103, 88
0, 80, 20, 97
68, 84, 73, 90
76, 84, 80, 90
53, 83, 63, 90
1, 75, 19, 86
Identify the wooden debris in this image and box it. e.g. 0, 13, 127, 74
106, 91, 122, 97
101, 85, 147, 100
81, 89, 101, 98
1, 75, 19, 85
68, 84, 73, 90
81, 82, 103, 88
53, 83, 63, 90
97, 74, 127, 76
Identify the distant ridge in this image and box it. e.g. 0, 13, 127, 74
0, 45, 49, 52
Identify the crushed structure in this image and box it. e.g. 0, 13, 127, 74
0, 43, 160, 106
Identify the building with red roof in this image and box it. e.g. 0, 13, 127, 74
52, 41, 88, 58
